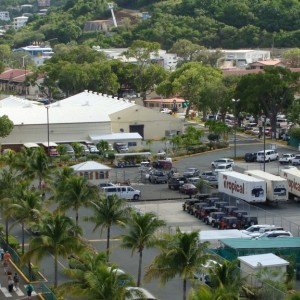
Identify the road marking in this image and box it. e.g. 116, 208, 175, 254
15, 287, 25, 296
0, 287, 12, 297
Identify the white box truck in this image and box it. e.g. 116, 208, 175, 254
218, 171, 266, 203
279, 168, 300, 199
244, 170, 288, 203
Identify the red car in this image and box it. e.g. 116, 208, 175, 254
179, 183, 198, 195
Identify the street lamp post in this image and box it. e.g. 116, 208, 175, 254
232, 98, 240, 159
22, 55, 30, 99
263, 117, 266, 172
45, 105, 50, 151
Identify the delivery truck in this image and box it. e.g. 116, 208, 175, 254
244, 170, 288, 204
279, 168, 300, 199
218, 171, 266, 203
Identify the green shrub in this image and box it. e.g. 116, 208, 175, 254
8, 235, 20, 251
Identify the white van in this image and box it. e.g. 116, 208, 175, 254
102, 186, 141, 201
256, 150, 278, 162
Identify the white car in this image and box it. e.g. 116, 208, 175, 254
258, 230, 293, 238
292, 154, 300, 165
241, 224, 274, 235
214, 163, 233, 173
211, 158, 234, 168
279, 153, 295, 164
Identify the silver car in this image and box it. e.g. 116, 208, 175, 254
211, 158, 234, 168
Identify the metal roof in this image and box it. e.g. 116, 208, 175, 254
220, 237, 300, 249
0, 91, 136, 125
238, 253, 289, 268
70, 161, 111, 172
89, 133, 142, 142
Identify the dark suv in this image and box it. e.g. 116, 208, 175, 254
204, 211, 226, 227
193, 202, 209, 218
168, 176, 187, 190
182, 199, 200, 213
240, 216, 258, 229
199, 206, 218, 220
218, 216, 240, 230
244, 152, 257, 162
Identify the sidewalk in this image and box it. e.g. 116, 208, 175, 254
0, 259, 39, 299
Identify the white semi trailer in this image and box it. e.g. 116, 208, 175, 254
279, 168, 300, 199
244, 170, 288, 203
218, 171, 266, 203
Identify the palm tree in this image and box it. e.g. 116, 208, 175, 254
120, 211, 166, 286
189, 285, 239, 300
85, 194, 131, 261
57, 175, 98, 226
0, 169, 19, 245
59, 261, 138, 300
22, 212, 83, 288
144, 228, 210, 300
8, 184, 43, 254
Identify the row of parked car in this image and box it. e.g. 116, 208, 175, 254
182, 195, 258, 230
245, 150, 300, 165
182, 195, 293, 237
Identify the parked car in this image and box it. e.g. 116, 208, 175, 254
168, 176, 187, 190
241, 224, 274, 235
292, 154, 300, 165
244, 152, 257, 162
193, 202, 209, 218
231, 210, 248, 220
204, 211, 226, 226
179, 183, 198, 195
249, 226, 284, 238
60, 143, 75, 155
214, 202, 229, 211
222, 206, 239, 216
200, 170, 217, 180
258, 230, 293, 238
149, 170, 168, 184
199, 206, 219, 220
218, 216, 240, 229
183, 168, 200, 178
239, 216, 258, 229
113, 142, 129, 153
78, 143, 90, 154
214, 163, 233, 173
87, 144, 100, 154
279, 153, 295, 164
211, 158, 234, 168
256, 150, 278, 162
182, 199, 201, 213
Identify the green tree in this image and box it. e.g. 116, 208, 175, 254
235, 67, 300, 137
120, 211, 166, 287
122, 40, 166, 99
59, 261, 139, 300
157, 62, 223, 117
0, 115, 14, 138
283, 48, 300, 67
85, 194, 131, 261
205, 120, 231, 142
22, 212, 82, 288
145, 228, 210, 300
57, 175, 98, 227
9, 185, 43, 254
96, 140, 109, 153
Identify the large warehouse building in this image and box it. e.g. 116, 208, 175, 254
0, 90, 184, 150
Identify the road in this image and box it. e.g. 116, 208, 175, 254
7, 136, 300, 300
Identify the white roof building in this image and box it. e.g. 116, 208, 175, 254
13, 16, 28, 30
0, 11, 10, 21
0, 91, 183, 150
92, 47, 178, 71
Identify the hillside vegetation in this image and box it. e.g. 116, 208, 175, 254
1, 0, 300, 49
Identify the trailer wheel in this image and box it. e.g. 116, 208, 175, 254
250, 221, 255, 226
232, 223, 236, 228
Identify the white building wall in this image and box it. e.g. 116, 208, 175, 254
0, 11, 10, 21
0, 121, 112, 146
13, 16, 28, 29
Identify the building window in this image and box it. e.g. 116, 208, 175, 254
84, 172, 89, 178
128, 142, 137, 147
99, 171, 105, 179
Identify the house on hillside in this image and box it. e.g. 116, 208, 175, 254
248, 59, 284, 69
13, 16, 28, 30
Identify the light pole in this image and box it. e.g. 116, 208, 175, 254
45, 105, 50, 151
263, 116, 266, 172
22, 55, 30, 99
232, 98, 240, 159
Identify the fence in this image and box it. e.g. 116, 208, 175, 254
0, 235, 57, 300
